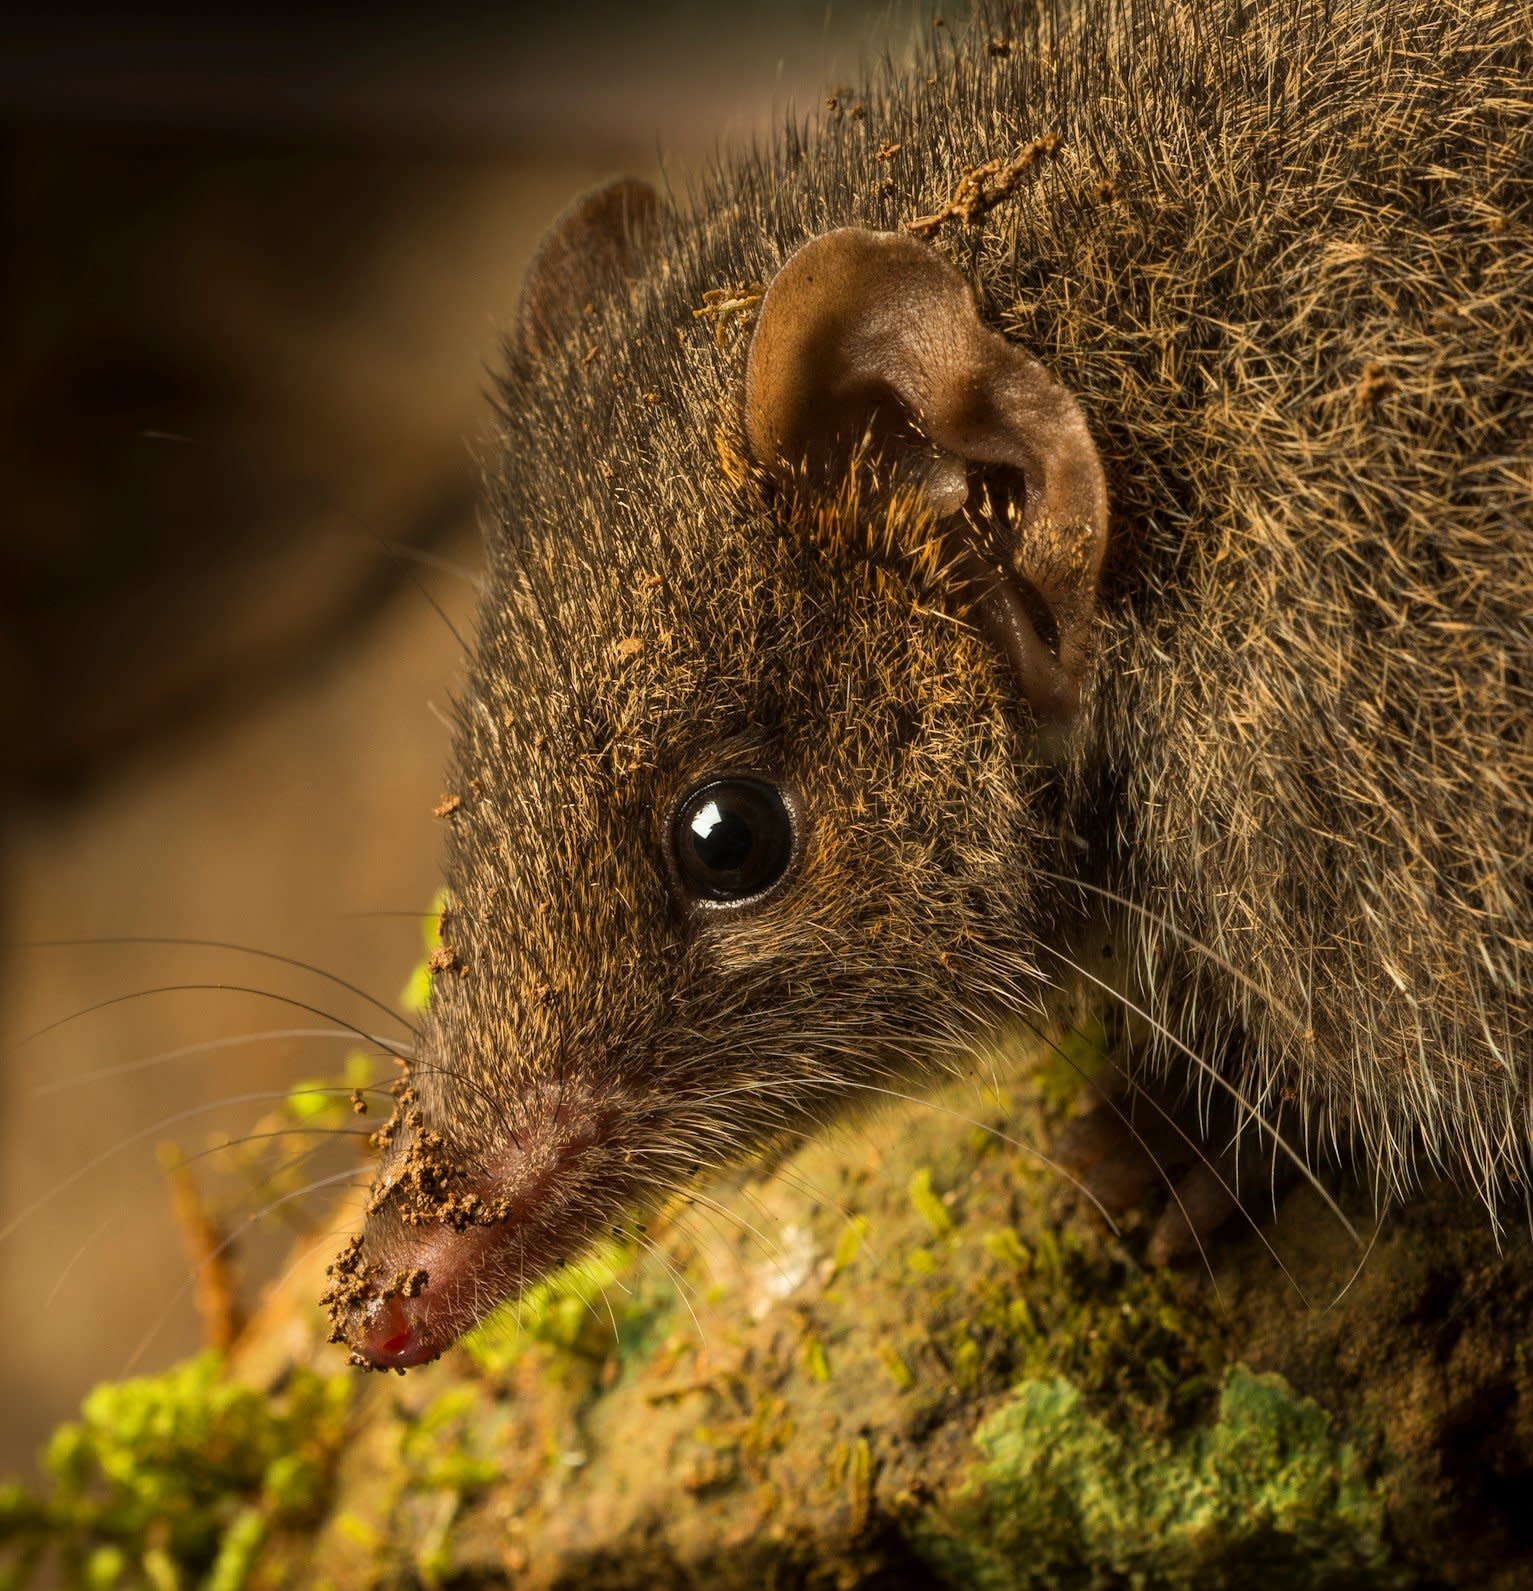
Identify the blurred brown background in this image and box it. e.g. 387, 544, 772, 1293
0, 0, 901, 1478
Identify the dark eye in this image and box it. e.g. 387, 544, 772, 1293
671, 778, 796, 905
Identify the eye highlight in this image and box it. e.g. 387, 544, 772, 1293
670, 777, 796, 906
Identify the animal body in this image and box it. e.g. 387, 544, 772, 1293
325, 0, 1531, 1368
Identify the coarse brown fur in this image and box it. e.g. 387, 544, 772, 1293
332, 0, 1531, 1360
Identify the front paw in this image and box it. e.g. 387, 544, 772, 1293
1052, 1062, 1297, 1267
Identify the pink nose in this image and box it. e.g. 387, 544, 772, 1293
356, 1292, 442, 1370
336, 1102, 614, 1370
340, 1208, 512, 1371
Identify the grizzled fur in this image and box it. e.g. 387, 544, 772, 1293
346, 0, 1531, 1339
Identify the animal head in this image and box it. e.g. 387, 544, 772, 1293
327, 177, 1107, 1368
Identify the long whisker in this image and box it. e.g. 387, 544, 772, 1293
1036, 869, 1307, 1031
402, 565, 473, 656
540, 1261, 624, 1352
264, 1221, 386, 1318
511, 1233, 528, 1355
1324, 1201, 1389, 1311
220, 1139, 355, 1235
43, 1209, 119, 1311
842, 1077, 1132, 1235
651, 1205, 734, 1295
0, 1086, 390, 1248
681, 1183, 791, 1275
1047, 948, 1363, 1247
34, 1028, 401, 1098
13, 985, 412, 1060
181, 1125, 373, 1168
122, 1165, 370, 1376
633, 1232, 708, 1351
595, 1278, 623, 1352
666, 1072, 1123, 1235
340, 909, 478, 924
369, 536, 483, 590
737, 1161, 886, 1272
1024, 1008, 1308, 1301
15, 935, 417, 1039
993, 1012, 1230, 1305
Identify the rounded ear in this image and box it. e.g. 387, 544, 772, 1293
516, 177, 666, 359
744, 228, 1108, 722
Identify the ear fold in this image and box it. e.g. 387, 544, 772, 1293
516, 177, 666, 358
744, 228, 1108, 722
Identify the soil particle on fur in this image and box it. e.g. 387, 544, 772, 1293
904, 135, 1063, 238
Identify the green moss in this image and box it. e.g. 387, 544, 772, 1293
84, 1544, 127, 1589
459, 1232, 671, 1379
980, 1226, 1032, 1272
831, 1216, 868, 1273
877, 1344, 915, 1391
4, 1015, 1465, 1587
909, 1167, 956, 1238
802, 1337, 831, 1382
204, 1509, 265, 1591
399, 890, 449, 1016
284, 1050, 376, 1129
1019, 1016, 1111, 1118
0, 1353, 349, 1590
399, 1391, 501, 1496
398, 964, 433, 1018
915, 1367, 1405, 1589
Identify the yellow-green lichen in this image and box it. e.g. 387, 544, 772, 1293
915, 1366, 1406, 1589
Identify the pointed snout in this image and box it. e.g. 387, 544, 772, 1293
328, 1088, 625, 1371
346, 1218, 510, 1370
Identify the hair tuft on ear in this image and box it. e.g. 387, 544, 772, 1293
744, 227, 1108, 722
